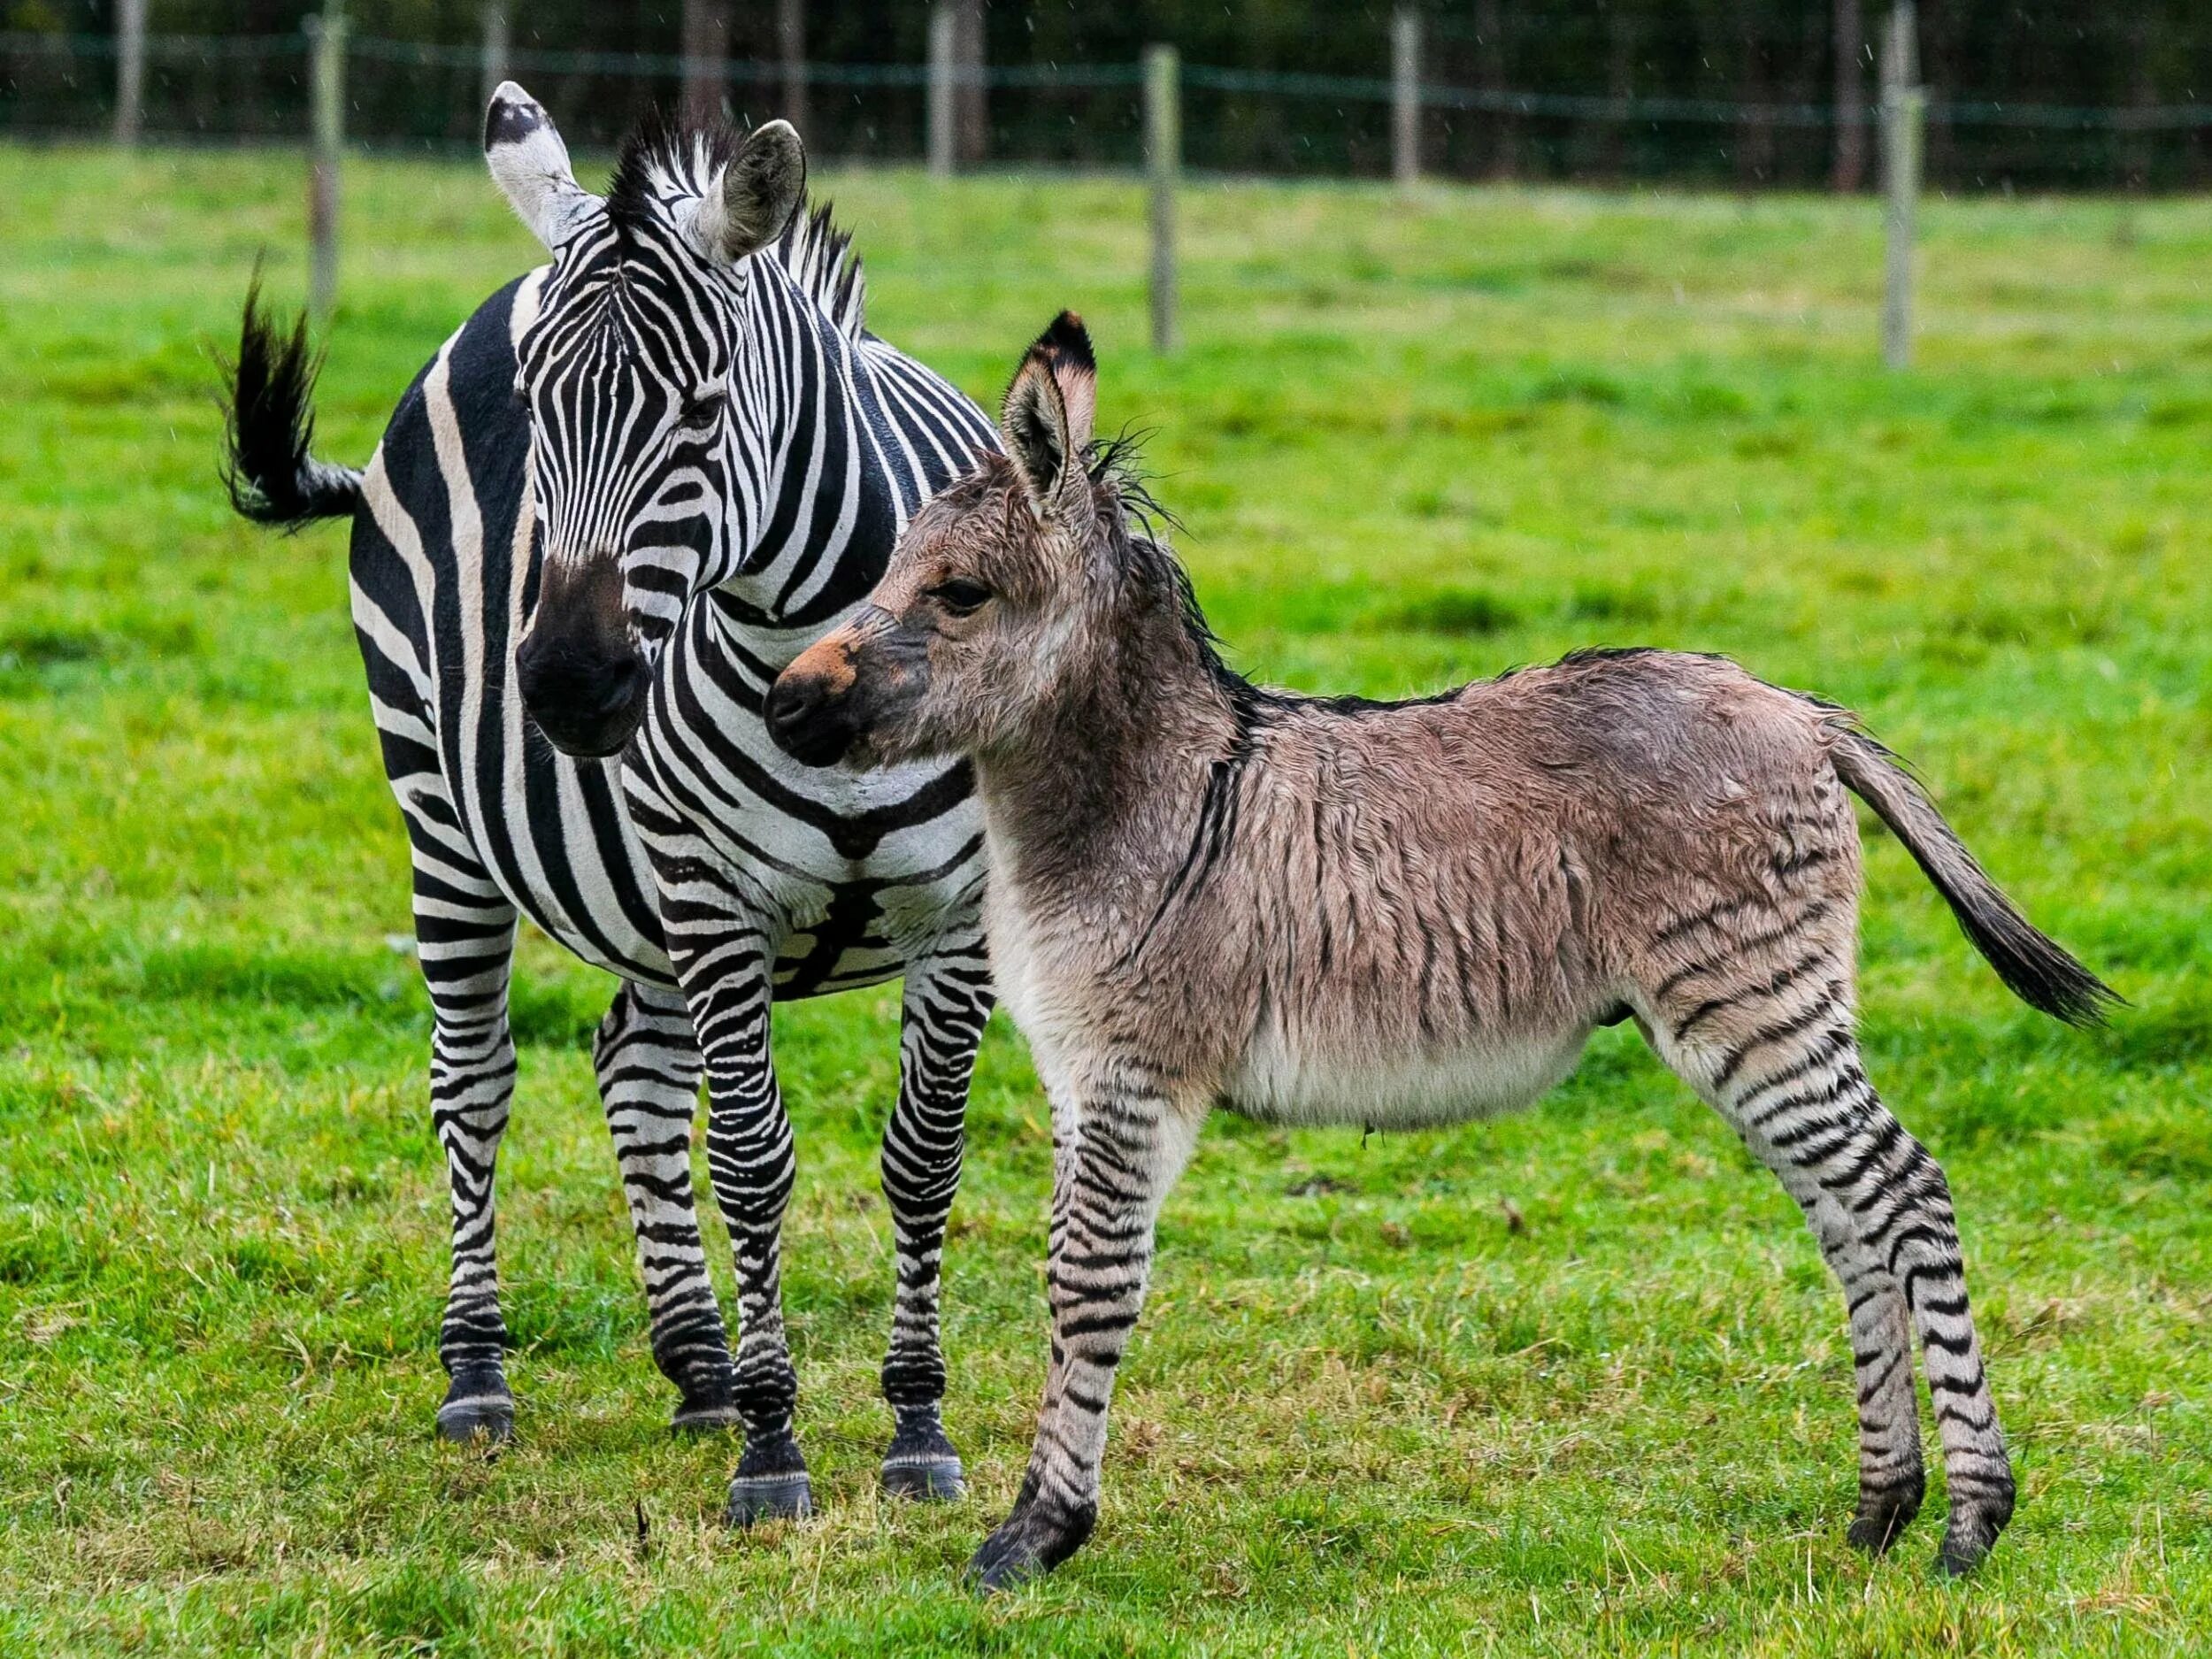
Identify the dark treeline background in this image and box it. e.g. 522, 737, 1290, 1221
6, 3, 2209, 189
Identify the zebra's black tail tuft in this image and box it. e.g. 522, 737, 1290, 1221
1829, 726, 2121, 1028
221, 272, 363, 528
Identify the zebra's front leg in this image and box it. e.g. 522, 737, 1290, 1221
879, 934, 993, 1502
677, 937, 810, 1524
423, 893, 522, 1443
593, 980, 740, 1431
972, 1079, 1199, 1591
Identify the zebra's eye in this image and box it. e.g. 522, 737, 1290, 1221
927, 578, 992, 617
680, 388, 727, 426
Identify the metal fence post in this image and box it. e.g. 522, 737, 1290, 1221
307, 2, 347, 325
1146, 44, 1179, 355
114, 0, 146, 146
927, 5, 955, 178
480, 4, 509, 115
1392, 7, 1421, 189
1880, 3, 1922, 369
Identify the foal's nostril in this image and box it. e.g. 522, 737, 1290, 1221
764, 673, 849, 765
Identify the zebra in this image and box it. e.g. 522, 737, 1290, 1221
221, 86, 997, 1524
764, 312, 2117, 1586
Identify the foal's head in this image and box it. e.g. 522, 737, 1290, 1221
768, 313, 1193, 769
485, 84, 808, 757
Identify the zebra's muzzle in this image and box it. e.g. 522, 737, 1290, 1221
517, 555, 653, 758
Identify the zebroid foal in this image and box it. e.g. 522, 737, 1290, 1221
765, 314, 2117, 1588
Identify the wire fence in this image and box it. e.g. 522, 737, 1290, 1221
6, 28, 2212, 189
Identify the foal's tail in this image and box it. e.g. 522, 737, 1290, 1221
220, 274, 364, 528
1828, 726, 2118, 1027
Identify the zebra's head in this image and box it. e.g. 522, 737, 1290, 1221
485, 84, 807, 758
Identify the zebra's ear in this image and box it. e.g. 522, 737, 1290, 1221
1000, 312, 1097, 517
484, 81, 601, 252
703, 119, 807, 264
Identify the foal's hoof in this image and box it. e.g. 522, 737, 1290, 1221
881, 1408, 965, 1502
966, 1500, 1095, 1594
1934, 1532, 1993, 1578
726, 1471, 814, 1527
435, 1368, 515, 1443
1933, 1478, 2015, 1577
1846, 1473, 1925, 1556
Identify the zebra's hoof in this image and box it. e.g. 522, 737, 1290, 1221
670, 1378, 741, 1434
435, 1396, 515, 1444
726, 1471, 814, 1527
882, 1452, 965, 1502
882, 1408, 965, 1502
436, 1363, 514, 1443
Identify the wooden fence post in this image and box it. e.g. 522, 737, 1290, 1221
681, 0, 728, 127
307, 2, 347, 326
1880, 3, 1923, 369
1146, 44, 1179, 355
480, 4, 509, 115
927, 5, 955, 178
777, 0, 809, 131
1392, 7, 1421, 189
114, 0, 146, 146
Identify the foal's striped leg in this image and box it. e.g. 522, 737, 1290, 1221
1652, 956, 2014, 1575
413, 862, 522, 1443
879, 934, 993, 1500
972, 1079, 1199, 1591
593, 980, 738, 1430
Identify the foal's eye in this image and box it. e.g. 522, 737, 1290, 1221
927, 578, 992, 617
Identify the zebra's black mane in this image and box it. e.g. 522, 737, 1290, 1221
604, 107, 866, 339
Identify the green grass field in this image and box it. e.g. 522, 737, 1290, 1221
2, 143, 2208, 1655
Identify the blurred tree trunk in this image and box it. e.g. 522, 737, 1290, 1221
1832, 0, 1865, 190
1475, 0, 1513, 180
1735, 2, 1776, 185
953, 0, 987, 164
1601, 4, 1633, 180
682, 0, 729, 127
779, 0, 809, 134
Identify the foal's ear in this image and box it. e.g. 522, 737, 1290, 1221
1000, 311, 1098, 516
702, 119, 808, 264
484, 81, 602, 252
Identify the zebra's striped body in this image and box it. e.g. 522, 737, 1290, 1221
229, 96, 995, 1516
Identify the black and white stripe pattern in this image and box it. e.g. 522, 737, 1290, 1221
338, 104, 995, 1509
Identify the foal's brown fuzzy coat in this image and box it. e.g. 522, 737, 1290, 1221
766, 312, 2113, 1592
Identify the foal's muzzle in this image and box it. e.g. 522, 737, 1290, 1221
764, 665, 861, 768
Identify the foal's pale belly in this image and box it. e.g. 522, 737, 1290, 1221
1221, 1025, 1590, 1129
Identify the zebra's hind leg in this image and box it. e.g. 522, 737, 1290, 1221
594, 980, 739, 1432
419, 877, 523, 1444
878, 935, 993, 1502
1651, 965, 2013, 1577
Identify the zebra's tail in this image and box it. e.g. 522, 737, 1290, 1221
221, 273, 364, 528
1827, 725, 2119, 1027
